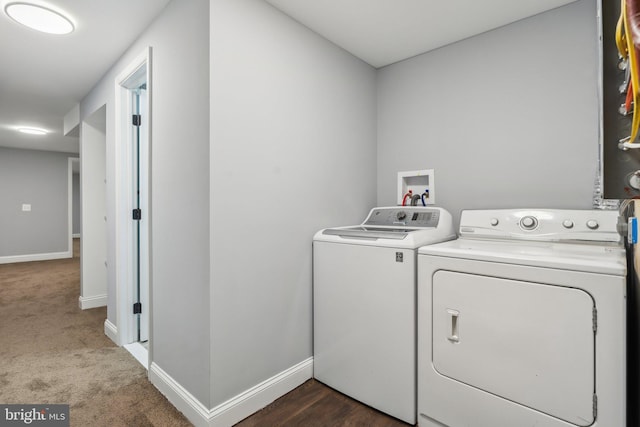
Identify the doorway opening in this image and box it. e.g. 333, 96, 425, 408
115, 48, 151, 368
68, 157, 80, 250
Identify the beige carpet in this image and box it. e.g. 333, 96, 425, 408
0, 240, 192, 427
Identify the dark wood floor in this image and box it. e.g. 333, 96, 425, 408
235, 379, 411, 427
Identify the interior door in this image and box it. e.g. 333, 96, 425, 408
132, 85, 149, 343
432, 270, 595, 426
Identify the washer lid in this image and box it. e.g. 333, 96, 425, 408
418, 238, 626, 276
322, 226, 414, 240
313, 206, 457, 249
315, 225, 456, 249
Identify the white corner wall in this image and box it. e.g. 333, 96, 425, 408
377, 0, 598, 222
210, 0, 377, 408
79, 116, 107, 309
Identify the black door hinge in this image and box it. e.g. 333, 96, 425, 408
133, 208, 142, 220
132, 114, 141, 126
133, 302, 142, 314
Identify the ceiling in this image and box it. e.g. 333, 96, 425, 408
0, 0, 171, 154
1, 0, 579, 154
264, 0, 579, 68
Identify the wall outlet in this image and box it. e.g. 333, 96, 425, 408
22, 204, 31, 212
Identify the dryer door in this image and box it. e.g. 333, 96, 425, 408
432, 270, 595, 426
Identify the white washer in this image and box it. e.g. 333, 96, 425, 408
313, 206, 455, 424
417, 209, 626, 427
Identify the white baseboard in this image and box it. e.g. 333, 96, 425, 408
0, 251, 72, 264
104, 319, 118, 345
149, 363, 210, 427
149, 357, 313, 427
207, 357, 313, 426
78, 294, 107, 309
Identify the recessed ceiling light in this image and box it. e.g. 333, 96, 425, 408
18, 127, 47, 135
4, 2, 74, 35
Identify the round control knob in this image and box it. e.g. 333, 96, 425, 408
562, 219, 574, 229
586, 219, 599, 230
397, 211, 407, 221
490, 218, 499, 226
520, 216, 538, 230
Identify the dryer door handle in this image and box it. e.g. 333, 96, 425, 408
447, 309, 460, 343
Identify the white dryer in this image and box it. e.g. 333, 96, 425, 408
313, 206, 455, 424
417, 209, 626, 427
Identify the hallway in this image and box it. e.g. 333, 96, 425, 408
0, 240, 191, 426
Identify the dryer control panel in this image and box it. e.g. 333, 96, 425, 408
364, 207, 440, 228
459, 209, 621, 243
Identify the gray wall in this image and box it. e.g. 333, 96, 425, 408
377, 0, 598, 223
210, 0, 377, 406
0, 147, 74, 257
82, 0, 375, 411
80, 0, 211, 406
76, 0, 600, 416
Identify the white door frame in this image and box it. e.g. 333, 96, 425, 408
67, 157, 79, 254
114, 47, 152, 351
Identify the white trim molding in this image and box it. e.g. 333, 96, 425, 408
67, 157, 79, 259
124, 342, 149, 369
104, 319, 118, 345
78, 294, 108, 310
149, 357, 313, 427
0, 251, 71, 264
114, 46, 152, 348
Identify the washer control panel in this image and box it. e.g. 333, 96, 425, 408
460, 209, 621, 243
364, 207, 440, 228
